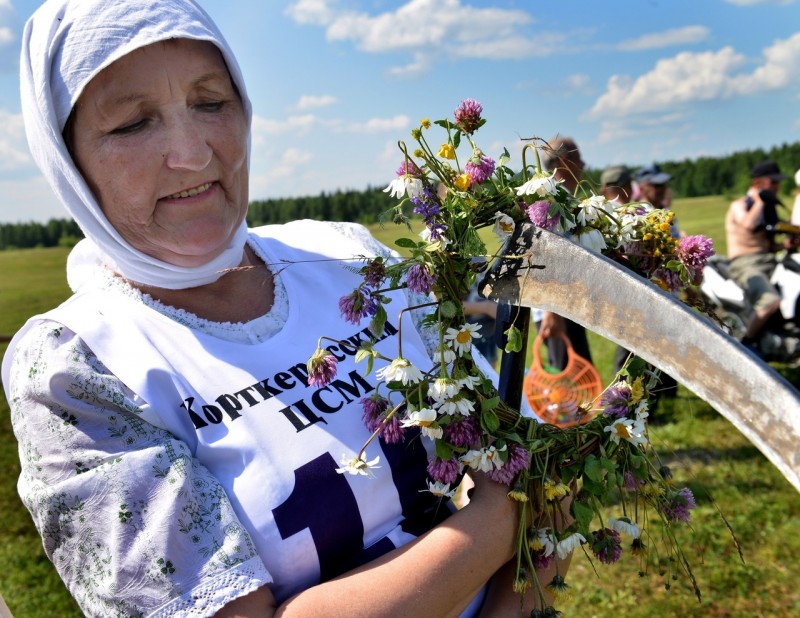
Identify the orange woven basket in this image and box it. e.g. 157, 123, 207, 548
523, 332, 603, 427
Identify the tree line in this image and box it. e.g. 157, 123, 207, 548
3, 141, 800, 251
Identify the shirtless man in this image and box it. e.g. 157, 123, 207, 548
725, 161, 786, 346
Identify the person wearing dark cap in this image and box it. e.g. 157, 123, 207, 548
532, 136, 593, 370
725, 160, 788, 348
636, 164, 680, 236
601, 165, 633, 203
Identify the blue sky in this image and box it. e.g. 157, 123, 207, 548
1, 0, 800, 223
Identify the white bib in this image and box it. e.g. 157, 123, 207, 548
43, 222, 446, 603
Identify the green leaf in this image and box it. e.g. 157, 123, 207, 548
394, 237, 421, 249
504, 325, 523, 353
481, 396, 500, 413
481, 409, 501, 434
584, 454, 603, 483
571, 500, 594, 531
435, 439, 454, 460
368, 305, 387, 339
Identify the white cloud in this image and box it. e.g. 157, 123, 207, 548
561, 73, 593, 96
588, 47, 746, 118
286, 0, 551, 61
251, 113, 318, 138
617, 26, 710, 52
346, 115, 410, 134
0, 25, 12, 46
590, 32, 800, 119
0, 109, 32, 173
295, 95, 337, 111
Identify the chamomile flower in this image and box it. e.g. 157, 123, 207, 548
457, 374, 482, 390
444, 322, 482, 356
428, 377, 461, 402
435, 395, 475, 417
335, 454, 381, 477
608, 516, 641, 539
384, 174, 423, 200
604, 417, 648, 447
400, 407, 443, 440
460, 444, 506, 473
492, 211, 515, 240
433, 343, 457, 365
377, 357, 424, 386
421, 480, 456, 499
556, 532, 587, 560
573, 227, 607, 253
576, 194, 607, 226
516, 171, 561, 197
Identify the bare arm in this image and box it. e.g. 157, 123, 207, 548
216, 473, 521, 617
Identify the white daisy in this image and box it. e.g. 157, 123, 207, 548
383, 175, 423, 200
421, 481, 456, 499
400, 407, 443, 440
419, 227, 450, 250
435, 396, 475, 416
608, 516, 641, 539
576, 194, 608, 226
457, 374, 482, 391
428, 377, 461, 403
335, 453, 381, 477
376, 357, 424, 386
460, 444, 506, 473
433, 344, 457, 365
556, 532, 587, 560
573, 228, 607, 253
604, 417, 648, 447
492, 211, 515, 240
530, 527, 556, 557
515, 171, 561, 197
444, 322, 482, 356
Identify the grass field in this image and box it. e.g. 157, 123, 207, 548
2, 196, 800, 617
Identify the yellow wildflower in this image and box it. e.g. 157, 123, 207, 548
630, 376, 644, 403
543, 480, 570, 501
438, 143, 456, 160
421, 118, 431, 129
454, 174, 470, 191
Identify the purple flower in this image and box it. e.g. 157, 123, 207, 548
653, 267, 682, 294
363, 259, 386, 289
442, 415, 482, 447
396, 160, 423, 177
406, 263, 436, 294
591, 528, 623, 564
487, 444, 531, 486
465, 154, 495, 185
428, 456, 461, 485
623, 471, 644, 492
678, 235, 715, 282
531, 549, 554, 570
454, 98, 483, 134
378, 415, 405, 444
526, 200, 561, 231
307, 349, 338, 388
338, 287, 378, 324
411, 186, 441, 223
600, 383, 632, 419
426, 222, 448, 241
361, 394, 390, 432
663, 487, 697, 523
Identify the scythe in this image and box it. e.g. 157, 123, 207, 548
480, 222, 800, 493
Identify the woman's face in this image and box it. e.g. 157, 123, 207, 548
70, 39, 249, 268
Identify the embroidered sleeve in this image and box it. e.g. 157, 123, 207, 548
6, 321, 271, 617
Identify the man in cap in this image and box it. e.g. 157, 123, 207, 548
636, 164, 680, 236
601, 165, 633, 203
725, 160, 788, 347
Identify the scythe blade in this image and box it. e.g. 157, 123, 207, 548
479, 222, 800, 493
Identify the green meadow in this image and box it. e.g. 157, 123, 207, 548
1, 196, 799, 617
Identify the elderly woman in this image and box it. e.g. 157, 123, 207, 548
2, 1, 562, 616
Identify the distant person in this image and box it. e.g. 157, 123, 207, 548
534, 136, 593, 369
725, 161, 788, 349
636, 164, 680, 236
600, 165, 633, 203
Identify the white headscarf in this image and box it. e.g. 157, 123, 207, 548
21, 0, 252, 290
